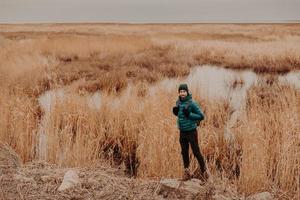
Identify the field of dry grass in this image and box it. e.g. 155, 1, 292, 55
0, 23, 299, 199
1, 24, 300, 95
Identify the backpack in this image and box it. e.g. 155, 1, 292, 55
176, 99, 201, 127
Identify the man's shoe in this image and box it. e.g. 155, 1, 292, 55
192, 168, 208, 182
181, 168, 191, 181
202, 171, 209, 181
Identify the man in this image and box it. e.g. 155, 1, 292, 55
172, 83, 208, 181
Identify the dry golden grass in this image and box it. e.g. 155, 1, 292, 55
1, 24, 300, 96
238, 82, 300, 198
0, 23, 299, 199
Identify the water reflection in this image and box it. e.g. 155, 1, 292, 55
37, 89, 64, 161
36, 65, 300, 161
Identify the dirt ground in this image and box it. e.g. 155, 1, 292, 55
0, 161, 160, 200
0, 160, 244, 200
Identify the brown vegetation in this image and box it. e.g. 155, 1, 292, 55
0, 24, 299, 199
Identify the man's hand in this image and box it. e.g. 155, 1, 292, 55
183, 108, 190, 117
172, 106, 179, 116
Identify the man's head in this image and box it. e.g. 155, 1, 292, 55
178, 83, 189, 98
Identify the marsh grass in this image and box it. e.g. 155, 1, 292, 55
0, 24, 299, 198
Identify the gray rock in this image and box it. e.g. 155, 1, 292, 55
58, 169, 80, 191
247, 192, 273, 200
156, 178, 204, 199
14, 173, 36, 184
212, 194, 233, 200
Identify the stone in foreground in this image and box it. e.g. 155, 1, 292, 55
58, 169, 80, 191
157, 178, 205, 199
247, 192, 273, 200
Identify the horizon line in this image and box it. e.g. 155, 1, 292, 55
1, 20, 300, 25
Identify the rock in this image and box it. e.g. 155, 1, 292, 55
14, 173, 35, 184
156, 178, 204, 199
41, 175, 56, 183
0, 142, 21, 170
212, 194, 232, 200
247, 192, 273, 200
58, 170, 80, 191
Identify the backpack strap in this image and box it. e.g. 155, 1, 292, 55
185, 99, 193, 110
176, 99, 193, 109
176, 99, 180, 107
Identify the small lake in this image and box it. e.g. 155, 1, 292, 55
37, 65, 300, 162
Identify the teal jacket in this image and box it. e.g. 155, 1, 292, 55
176, 94, 205, 132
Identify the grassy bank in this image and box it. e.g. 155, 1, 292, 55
0, 24, 299, 199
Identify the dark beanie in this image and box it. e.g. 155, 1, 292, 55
178, 83, 189, 93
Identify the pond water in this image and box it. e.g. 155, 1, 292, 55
37, 65, 300, 161
37, 89, 64, 160
37, 89, 101, 162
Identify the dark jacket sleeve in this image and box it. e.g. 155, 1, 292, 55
172, 100, 179, 116
188, 101, 205, 121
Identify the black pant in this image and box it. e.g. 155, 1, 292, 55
179, 129, 206, 173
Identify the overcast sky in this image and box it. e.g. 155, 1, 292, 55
0, 0, 299, 23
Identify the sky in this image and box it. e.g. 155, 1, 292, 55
0, 0, 299, 23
